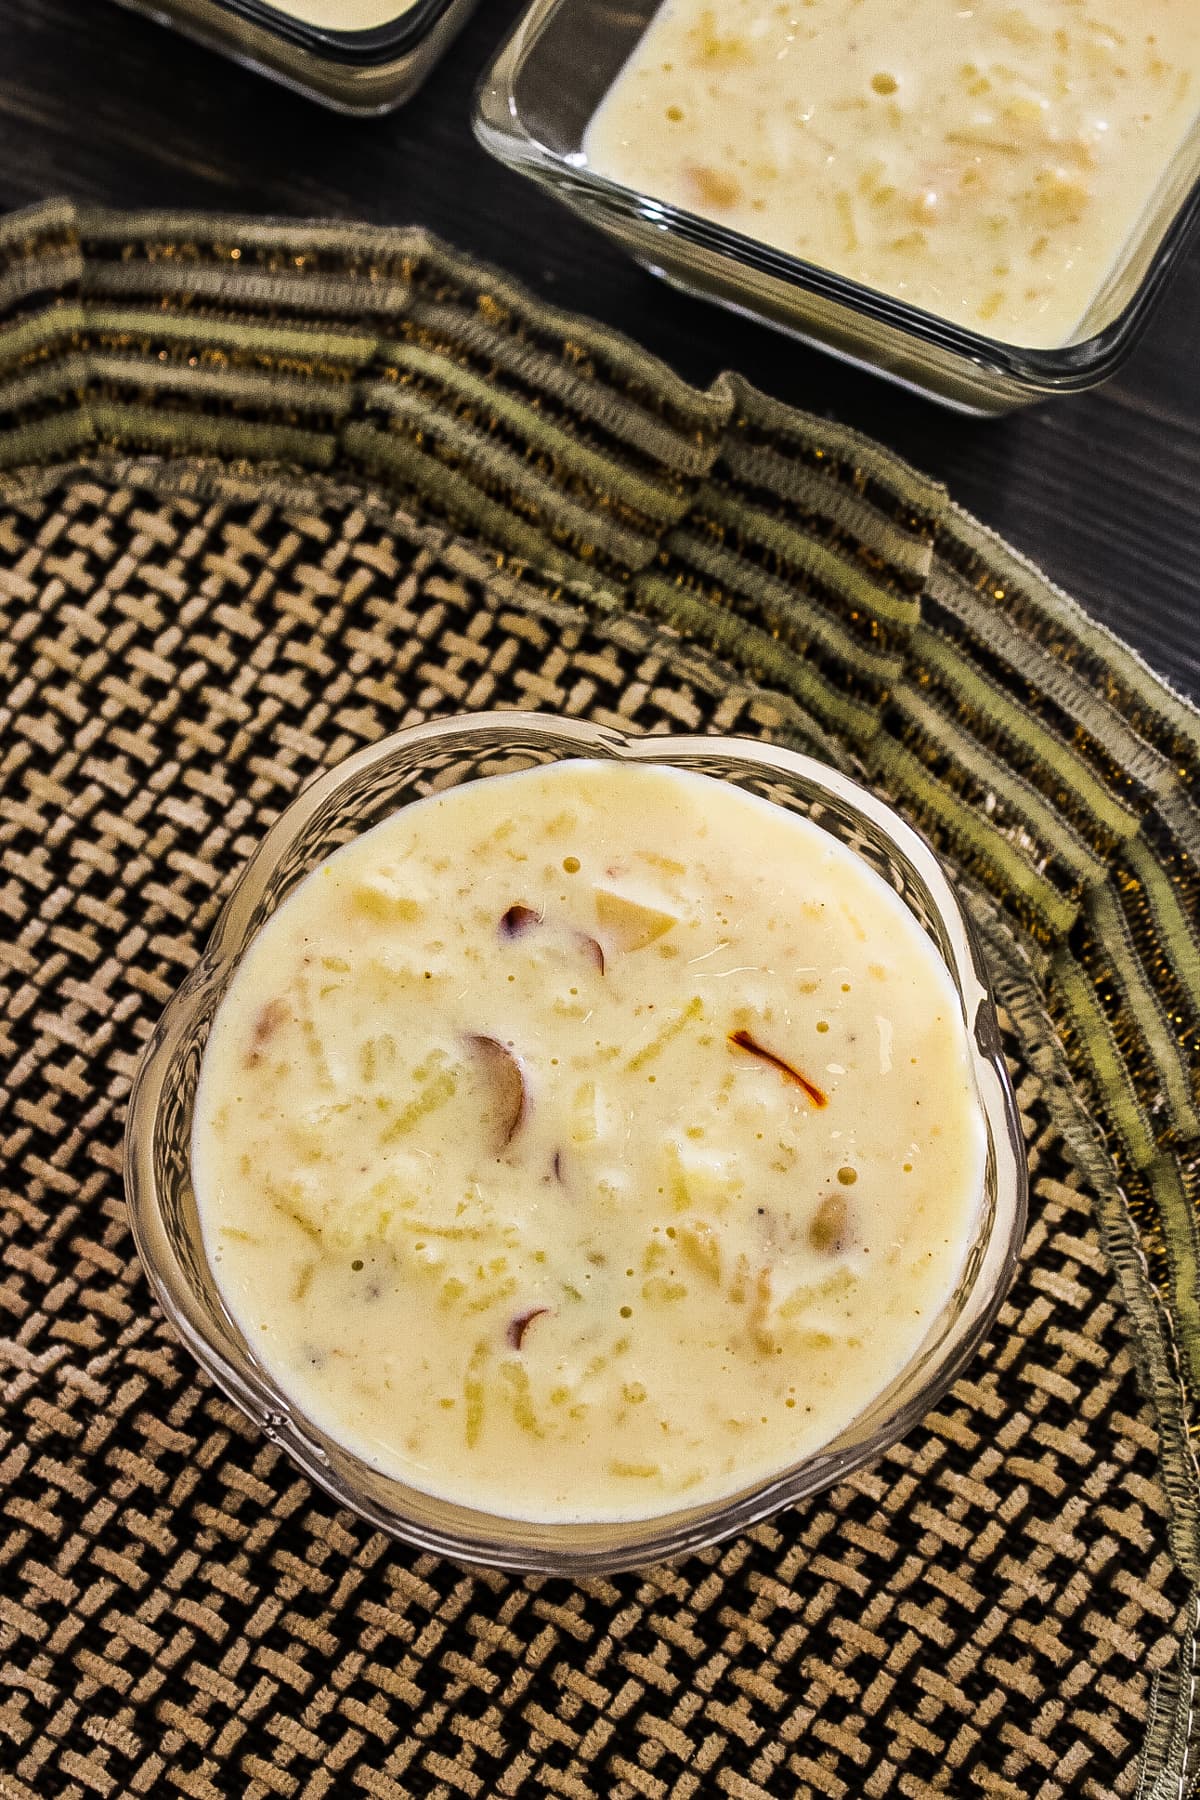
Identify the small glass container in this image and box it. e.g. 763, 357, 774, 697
124, 713, 1027, 1574
474, 0, 1200, 414
112, 0, 479, 114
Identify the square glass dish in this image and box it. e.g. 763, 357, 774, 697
124, 712, 1026, 1574
111, 0, 478, 114
474, 0, 1200, 414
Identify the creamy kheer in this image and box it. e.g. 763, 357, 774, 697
192, 762, 986, 1523
264, 0, 417, 28
584, 0, 1200, 348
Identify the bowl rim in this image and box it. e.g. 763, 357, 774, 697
473, 0, 1200, 397
124, 711, 1028, 1573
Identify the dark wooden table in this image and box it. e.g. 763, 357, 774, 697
4, 0, 1199, 701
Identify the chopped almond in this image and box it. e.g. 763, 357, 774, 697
595, 889, 679, 952
576, 932, 606, 974
501, 904, 605, 974
506, 1306, 550, 1351
500, 903, 541, 938
465, 1034, 528, 1153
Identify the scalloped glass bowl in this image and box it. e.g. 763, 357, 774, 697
124, 713, 1027, 1573
474, 0, 1200, 414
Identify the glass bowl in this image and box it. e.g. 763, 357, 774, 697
110, 0, 479, 114
124, 713, 1027, 1573
474, 0, 1200, 415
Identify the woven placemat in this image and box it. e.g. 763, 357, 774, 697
1, 200, 1198, 1800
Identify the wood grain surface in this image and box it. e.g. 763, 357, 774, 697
3, 0, 1198, 701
